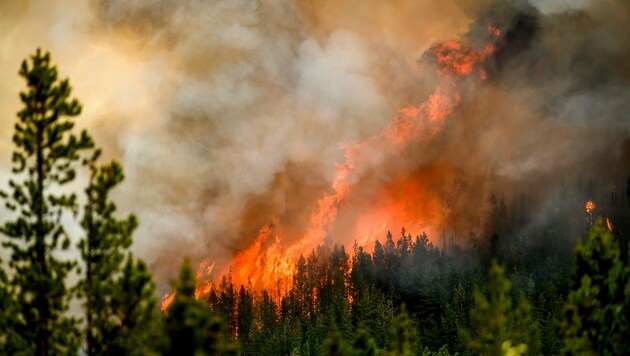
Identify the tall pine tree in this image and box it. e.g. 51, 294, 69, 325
0, 48, 92, 355
78, 151, 158, 355
561, 219, 630, 354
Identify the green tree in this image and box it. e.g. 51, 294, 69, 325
323, 326, 352, 356
461, 260, 539, 356
351, 323, 378, 356
218, 273, 237, 340
442, 283, 470, 353
0, 259, 27, 354
561, 219, 630, 354
107, 255, 160, 355
383, 305, 417, 356
164, 258, 223, 356
78, 152, 157, 355
0, 48, 93, 355
422, 345, 451, 356
237, 285, 254, 351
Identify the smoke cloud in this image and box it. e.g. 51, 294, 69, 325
0, 0, 628, 292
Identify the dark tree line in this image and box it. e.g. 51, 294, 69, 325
1, 49, 629, 355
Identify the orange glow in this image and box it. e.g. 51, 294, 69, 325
585, 200, 596, 226
430, 38, 496, 77
606, 217, 613, 232
488, 23, 502, 39
158, 24, 504, 310
194, 259, 215, 300
351, 168, 447, 251
160, 292, 175, 312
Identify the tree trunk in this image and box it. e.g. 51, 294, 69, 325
35, 119, 49, 356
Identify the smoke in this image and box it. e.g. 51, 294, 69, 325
0, 0, 628, 291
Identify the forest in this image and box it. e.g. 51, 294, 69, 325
1, 46, 629, 355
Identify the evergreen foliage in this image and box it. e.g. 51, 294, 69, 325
461, 260, 540, 356
163, 258, 224, 355
0, 48, 92, 355
384, 305, 417, 356
78, 151, 156, 355
561, 219, 630, 355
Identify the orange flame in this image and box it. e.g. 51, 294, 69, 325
585, 199, 596, 226
160, 292, 176, 312
606, 217, 613, 232
161, 24, 503, 309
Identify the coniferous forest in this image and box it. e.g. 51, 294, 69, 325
0, 49, 629, 356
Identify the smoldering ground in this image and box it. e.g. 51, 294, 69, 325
0, 0, 628, 292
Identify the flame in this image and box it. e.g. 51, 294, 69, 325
161, 24, 503, 309
606, 217, 613, 232
160, 292, 176, 312
194, 260, 215, 299
159, 259, 215, 310
350, 165, 450, 252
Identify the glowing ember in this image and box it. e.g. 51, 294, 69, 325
606, 217, 613, 232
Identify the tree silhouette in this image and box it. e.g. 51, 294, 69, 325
0, 48, 93, 355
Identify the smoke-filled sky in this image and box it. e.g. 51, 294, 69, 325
1, 0, 629, 290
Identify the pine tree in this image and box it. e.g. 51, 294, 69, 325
383, 305, 417, 356
78, 152, 150, 355
218, 272, 237, 340
351, 323, 378, 356
107, 255, 160, 355
0, 259, 27, 354
561, 219, 630, 354
164, 258, 223, 356
442, 283, 470, 353
323, 326, 351, 356
421, 345, 451, 356
0, 48, 93, 355
461, 260, 540, 356
373, 240, 386, 290
293, 254, 309, 320
237, 285, 254, 349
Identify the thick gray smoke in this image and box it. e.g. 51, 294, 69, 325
0, 0, 628, 291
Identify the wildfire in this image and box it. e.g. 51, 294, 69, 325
161, 24, 504, 310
